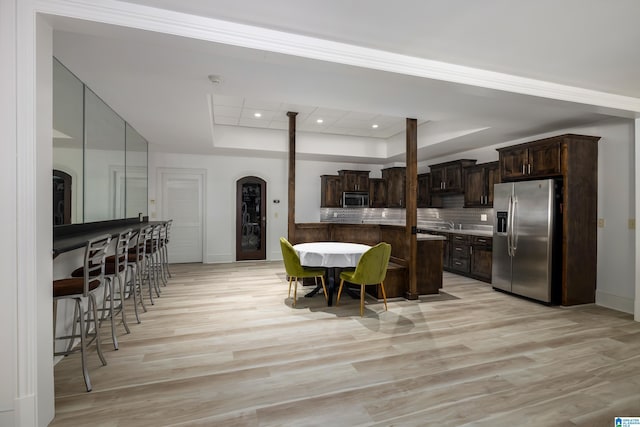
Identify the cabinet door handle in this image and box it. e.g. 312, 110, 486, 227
478, 238, 486, 243
470, 246, 473, 255
528, 163, 531, 174
521, 164, 525, 174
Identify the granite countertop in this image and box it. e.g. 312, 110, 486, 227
418, 227, 494, 237
322, 219, 494, 237
417, 234, 447, 241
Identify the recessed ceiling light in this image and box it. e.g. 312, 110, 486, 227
254, 112, 262, 118
316, 119, 324, 124
372, 124, 379, 129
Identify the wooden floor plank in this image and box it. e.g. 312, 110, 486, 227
51, 265, 640, 426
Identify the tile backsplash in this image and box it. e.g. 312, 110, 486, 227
320, 194, 494, 228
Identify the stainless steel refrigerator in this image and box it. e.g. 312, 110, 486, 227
492, 179, 562, 303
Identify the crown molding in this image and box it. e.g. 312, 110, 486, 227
36, 0, 640, 115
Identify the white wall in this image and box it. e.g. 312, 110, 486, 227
35, 15, 55, 425
0, 0, 18, 423
213, 124, 388, 161
150, 127, 387, 263
593, 120, 635, 312
150, 151, 289, 262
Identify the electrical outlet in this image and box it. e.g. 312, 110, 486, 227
480, 214, 487, 222
597, 218, 605, 228
629, 219, 636, 230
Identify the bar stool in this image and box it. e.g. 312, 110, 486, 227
53, 234, 111, 392
143, 224, 163, 304
102, 229, 132, 349
72, 229, 132, 350
160, 220, 173, 281
125, 225, 152, 322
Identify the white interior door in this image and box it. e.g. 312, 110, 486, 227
160, 170, 204, 263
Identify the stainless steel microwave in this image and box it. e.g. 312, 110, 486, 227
343, 192, 369, 207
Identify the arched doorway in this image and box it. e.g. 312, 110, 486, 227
236, 176, 267, 260
53, 169, 72, 225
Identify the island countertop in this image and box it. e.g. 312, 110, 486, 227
416, 234, 447, 241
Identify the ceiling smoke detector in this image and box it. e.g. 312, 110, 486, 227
208, 74, 222, 84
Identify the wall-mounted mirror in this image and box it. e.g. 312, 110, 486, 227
126, 123, 148, 217
52, 57, 148, 225
53, 58, 84, 224
84, 88, 126, 222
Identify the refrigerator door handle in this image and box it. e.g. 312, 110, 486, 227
512, 196, 519, 255
506, 195, 513, 257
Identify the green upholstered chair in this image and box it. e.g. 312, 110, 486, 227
337, 242, 391, 316
279, 237, 327, 307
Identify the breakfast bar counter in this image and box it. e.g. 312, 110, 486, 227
53, 218, 163, 257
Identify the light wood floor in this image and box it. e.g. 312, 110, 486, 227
51, 262, 640, 426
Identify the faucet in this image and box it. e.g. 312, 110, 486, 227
445, 220, 455, 229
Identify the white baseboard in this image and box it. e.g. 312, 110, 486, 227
15, 394, 37, 427
205, 253, 233, 264
596, 290, 634, 314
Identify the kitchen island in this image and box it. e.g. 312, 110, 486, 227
292, 223, 446, 298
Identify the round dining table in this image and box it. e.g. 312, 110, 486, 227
293, 241, 371, 306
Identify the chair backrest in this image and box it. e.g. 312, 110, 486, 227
349, 242, 392, 285
134, 225, 153, 262
113, 229, 133, 273
279, 237, 304, 277
148, 224, 161, 254
164, 219, 172, 244
159, 221, 168, 247
83, 234, 112, 296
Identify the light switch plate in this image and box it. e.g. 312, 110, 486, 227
480, 214, 487, 222
597, 218, 605, 228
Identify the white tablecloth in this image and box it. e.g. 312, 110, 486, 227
293, 242, 371, 268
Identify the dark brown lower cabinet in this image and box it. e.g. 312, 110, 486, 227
432, 232, 492, 284
450, 234, 470, 274
470, 236, 492, 282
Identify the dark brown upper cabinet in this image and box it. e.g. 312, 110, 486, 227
464, 161, 499, 207
320, 175, 343, 207
498, 140, 561, 180
369, 178, 387, 208
382, 167, 406, 208
338, 170, 370, 192
429, 159, 477, 193
417, 173, 443, 208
